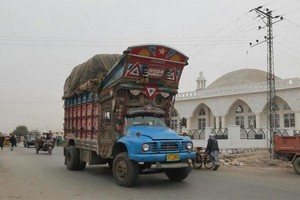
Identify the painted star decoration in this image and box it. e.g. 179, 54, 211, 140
158, 48, 166, 55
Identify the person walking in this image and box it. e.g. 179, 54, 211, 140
206, 133, 220, 170
9, 134, 17, 151
0, 133, 4, 150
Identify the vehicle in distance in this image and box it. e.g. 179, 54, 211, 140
23, 134, 36, 147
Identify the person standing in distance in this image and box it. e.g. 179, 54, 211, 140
9, 134, 17, 151
0, 133, 4, 150
206, 134, 220, 170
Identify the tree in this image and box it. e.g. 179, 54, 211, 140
12, 125, 29, 137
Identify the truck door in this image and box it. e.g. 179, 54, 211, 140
98, 99, 114, 158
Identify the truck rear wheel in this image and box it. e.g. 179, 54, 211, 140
65, 146, 79, 170
165, 166, 191, 181
293, 157, 300, 175
113, 152, 139, 187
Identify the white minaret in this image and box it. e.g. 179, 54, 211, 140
196, 71, 206, 90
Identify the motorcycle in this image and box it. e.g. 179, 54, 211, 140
192, 147, 214, 169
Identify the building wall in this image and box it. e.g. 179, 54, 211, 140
174, 78, 300, 132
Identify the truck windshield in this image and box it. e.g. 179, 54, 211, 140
126, 115, 166, 127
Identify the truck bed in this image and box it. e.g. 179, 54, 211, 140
274, 135, 300, 154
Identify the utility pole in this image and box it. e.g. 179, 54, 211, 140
250, 6, 283, 158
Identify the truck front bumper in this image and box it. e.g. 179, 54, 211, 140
152, 162, 190, 169
129, 152, 196, 163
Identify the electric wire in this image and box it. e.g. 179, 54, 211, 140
256, 44, 300, 67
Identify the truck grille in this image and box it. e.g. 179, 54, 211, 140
160, 142, 178, 152
148, 143, 157, 152
146, 141, 190, 153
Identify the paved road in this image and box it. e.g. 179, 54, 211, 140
0, 146, 299, 200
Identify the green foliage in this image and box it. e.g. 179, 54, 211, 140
12, 125, 29, 137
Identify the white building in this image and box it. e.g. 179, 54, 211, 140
172, 69, 300, 148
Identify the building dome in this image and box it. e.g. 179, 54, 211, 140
207, 68, 282, 89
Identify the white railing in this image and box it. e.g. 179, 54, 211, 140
187, 126, 299, 150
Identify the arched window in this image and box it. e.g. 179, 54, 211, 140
170, 109, 179, 131
235, 105, 244, 128
282, 103, 294, 127
171, 109, 178, 117
236, 105, 244, 113
199, 108, 206, 116
283, 103, 291, 110
198, 108, 206, 130
274, 103, 279, 111
284, 113, 295, 127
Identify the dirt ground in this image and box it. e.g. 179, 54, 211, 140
219, 149, 293, 169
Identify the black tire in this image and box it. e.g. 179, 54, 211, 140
165, 166, 191, 181
204, 155, 214, 169
293, 157, 300, 175
113, 152, 139, 187
192, 154, 203, 169
65, 146, 79, 170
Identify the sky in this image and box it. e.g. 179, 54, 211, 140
1, 0, 300, 134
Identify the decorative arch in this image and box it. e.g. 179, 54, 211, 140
227, 98, 252, 114
190, 103, 213, 130
262, 96, 295, 129
227, 99, 255, 129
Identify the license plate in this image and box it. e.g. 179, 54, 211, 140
166, 153, 180, 162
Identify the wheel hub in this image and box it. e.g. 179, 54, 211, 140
116, 161, 127, 179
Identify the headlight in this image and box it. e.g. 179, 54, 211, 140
186, 142, 193, 150
142, 143, 150, 152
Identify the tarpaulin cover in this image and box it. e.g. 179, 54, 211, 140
63, 54, 121, 99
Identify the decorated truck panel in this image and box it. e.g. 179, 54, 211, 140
63, 44, 195, 187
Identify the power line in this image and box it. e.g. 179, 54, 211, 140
186, 10, 264, 58
0, 35, 263, 48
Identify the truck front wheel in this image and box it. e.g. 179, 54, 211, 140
293, 157, 300, 175
165, 166, 191, 181
113, 152, 139, 187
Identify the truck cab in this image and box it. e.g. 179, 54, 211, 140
122, 105, 194, 164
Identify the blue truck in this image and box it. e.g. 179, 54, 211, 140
63, 44, 195, 187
